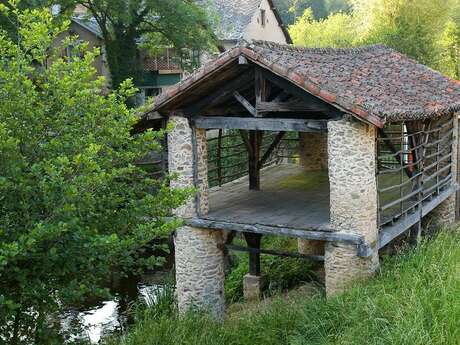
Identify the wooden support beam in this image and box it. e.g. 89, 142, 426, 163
259, 68, 342, 118
243, 233, 262, 276
238, 129, 252, 155
193, 116, 328, 132
259, 131, 285, 167
185, 218, 373, 258
255, 69, 270, 117
224, 244, 324, 262
257, 100, 327, 113
378, 186, 457, 249
233, 91, 257, 116
184, 71, 253, 115
248, 130, 262, 190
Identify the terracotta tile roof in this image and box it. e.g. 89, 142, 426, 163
152, 41, 460, 127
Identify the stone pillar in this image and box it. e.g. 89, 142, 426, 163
299, 132, 328, 171
298, 132, 328, 256
325, 117, 379, 296
243, 274, 264, 301
168, 115, 225, 319
428, 114, 458, 227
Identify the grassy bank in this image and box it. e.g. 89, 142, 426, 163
110, 230, 460, 345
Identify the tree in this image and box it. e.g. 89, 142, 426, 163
0, 5, 188, 343
56, 0, 216, 90
289, 0, 460, 78
355, 0, 454, 66
289, 8, 358, 48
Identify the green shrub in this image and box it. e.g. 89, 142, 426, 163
225, 236, 314, 303
0, 6, 188, 343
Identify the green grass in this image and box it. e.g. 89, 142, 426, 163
109, 229, 460, 345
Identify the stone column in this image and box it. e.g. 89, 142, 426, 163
325, 117, 379, 296
298, 132, 327, 258
426, 114, 458, 227
168, 115, 225, 319
298, 132, 328, 171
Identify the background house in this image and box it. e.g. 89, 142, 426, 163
54, 0, 291, 103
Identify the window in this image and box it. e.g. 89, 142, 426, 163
260, 9, 266, 27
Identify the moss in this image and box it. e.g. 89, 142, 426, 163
277, 171, 328, 190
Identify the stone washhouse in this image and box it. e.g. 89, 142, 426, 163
141, 41, 460, 319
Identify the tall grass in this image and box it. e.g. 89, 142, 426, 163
109, 230, 460, 345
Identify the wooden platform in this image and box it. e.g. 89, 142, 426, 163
207, 164, 330, 230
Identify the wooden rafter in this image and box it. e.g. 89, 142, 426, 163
233, 91, 257, 116
184, 71, 253, 115
259, 131, 285, 167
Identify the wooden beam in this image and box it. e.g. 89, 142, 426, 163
184, 71, 253, 115
185, 218, 373, 258
224, 244, 324, 262
193, 116, 328, 132
259, 131, 285, 167
378, 186, 456, 249
248, 130, 262, 190
259, 68, 342, 118
238, 129, 252, 155
255, 69, 270, 117
233, 91, 257, 116
243, 233, 262, 275
257, 100, 327, 113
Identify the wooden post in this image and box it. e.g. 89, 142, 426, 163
248, 130, 262, 190
217, 129, 223, 186
243, 232, 263, 300
243, 232, 262, 276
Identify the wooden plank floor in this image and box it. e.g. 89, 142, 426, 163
207, 164, 330, 230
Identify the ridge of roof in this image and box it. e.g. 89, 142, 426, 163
71, 15, 103, 39
250, 40, 388, 55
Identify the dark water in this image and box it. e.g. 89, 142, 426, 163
61, 271, 170, 344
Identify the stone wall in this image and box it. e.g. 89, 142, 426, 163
168, 115, 225, 319
325, 117, 379, 296
298, 132, 328, 254
299, 132, 328, 171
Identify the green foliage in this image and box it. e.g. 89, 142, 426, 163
225, 236, 314, 303
57, 0, 216, 89
438, 19, 460, 79
289, 0, 460, 79
110, 229, 460, 345
289, 8, 359, 48
273, 0, 351, 24
0, 5, 188, 344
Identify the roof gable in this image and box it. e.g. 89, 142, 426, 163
152, 41, 460, 127
198, 0, 290, 44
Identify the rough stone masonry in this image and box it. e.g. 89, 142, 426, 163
325, 117, 379, 296
168, 115, 226, 319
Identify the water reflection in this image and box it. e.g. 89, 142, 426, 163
62, 272, 168, 344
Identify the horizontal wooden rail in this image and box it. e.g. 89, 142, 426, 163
223, 244, 324, 262
184, 218, 373, 258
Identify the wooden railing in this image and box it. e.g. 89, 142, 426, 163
376, 115, 455, 228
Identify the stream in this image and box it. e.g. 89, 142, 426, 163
61, 271, 170, 344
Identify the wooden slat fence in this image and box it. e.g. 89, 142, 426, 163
377, 115, 454, 229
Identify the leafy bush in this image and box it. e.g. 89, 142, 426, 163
225, 236, 314, 303
0, 6, 188, 344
